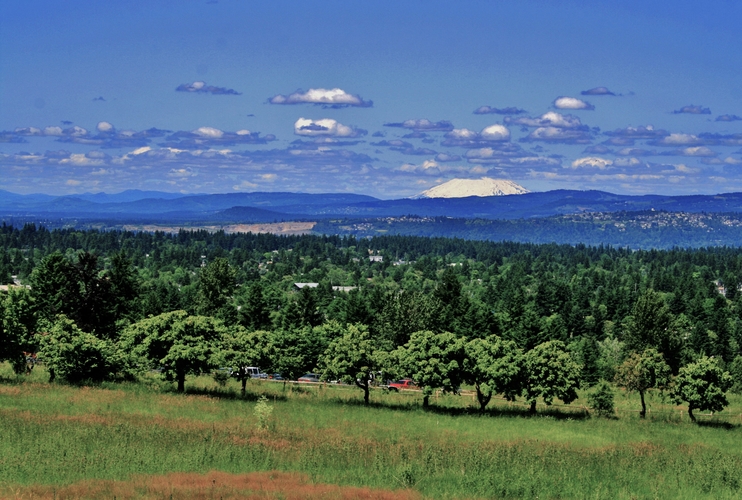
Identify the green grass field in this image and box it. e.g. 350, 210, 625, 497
1, 363, 741, 499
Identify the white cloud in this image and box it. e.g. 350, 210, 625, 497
465, 148, 498, 159
97, 121, 114, 133
193, 127, 224, 138
480, 124, 510, 141
554, 97, 594, 110
613, 157, 644, 167
506, 112, 584, 129
294, 118, 363, 137
270, 88, 372, 107
654, 133, 702, 146
679, 146, 716, 157
571, 157, 612, 169
43, 126, 63, 136
525, 127, 592, 144
66, 126, 88, 137
447, 128, 478, 140
59, 153, 105, 166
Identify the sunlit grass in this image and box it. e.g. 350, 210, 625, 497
1, 362, 742, 499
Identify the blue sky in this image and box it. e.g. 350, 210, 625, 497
1, 0, 741, 198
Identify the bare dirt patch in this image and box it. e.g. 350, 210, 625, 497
5, 471, 422, 500
121, 222, 316, 235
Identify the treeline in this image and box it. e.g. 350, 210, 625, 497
0, 223, 741, 417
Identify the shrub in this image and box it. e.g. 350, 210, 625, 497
587, 381, 615, 417
38, 315, 127, 384
253, 395, 274, 431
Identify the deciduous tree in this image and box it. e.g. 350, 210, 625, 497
120, 311, 227, 392
672, 356, 732, 422
463, 335, 523, 411
614, 348, 671, 418
321, 323, 379, 404
394, 330, 465, 407
523, 340, 581, 414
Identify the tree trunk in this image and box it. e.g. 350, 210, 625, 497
355, 379, 370, 405
529, 400, 537, 414
177, 371, 185, 392
423, 394, 429, 408
639, 390, 646, 418
241, 377, 247, 397
688, 406, 696, 422
48, 367, 55, 383
476, 384, 491, 412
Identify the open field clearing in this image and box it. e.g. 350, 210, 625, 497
119, 222, 317, 235
1, 365, 742, 499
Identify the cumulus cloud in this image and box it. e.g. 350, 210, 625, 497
650, 133, 703, 146
176, 81, 241, 95
673, 104, 711, 115
434, 153, 462, 162
294, 118, 366, 138
269, 88, 372, 107
553, 97, 594, 110
505, 112, 586, 129
441, 125, 511, 147
570, 157, 612, 169
665, 146, 718, 157
604, 125, 669, 139
464, 146, 561, 167
96, 121, 114, 133
716, 114, 742, 122
161, 127, 276, 148
384, 119, 454, 132
581, 87, 616, 96
473, 106, 526, 115
521, 127, 593, 145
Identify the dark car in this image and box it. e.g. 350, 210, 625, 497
297, 373, 321, 383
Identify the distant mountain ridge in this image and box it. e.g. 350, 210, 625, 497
4, 188, 742, 224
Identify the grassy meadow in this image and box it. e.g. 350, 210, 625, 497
1, 363, 742, 499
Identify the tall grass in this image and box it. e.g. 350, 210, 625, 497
1, 364, 741, 499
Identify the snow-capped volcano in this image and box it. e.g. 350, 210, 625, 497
414, 178, 529, 199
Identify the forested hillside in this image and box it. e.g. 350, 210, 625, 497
1, 223, 740, 413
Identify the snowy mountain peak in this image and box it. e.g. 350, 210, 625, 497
415, 178, 529, 199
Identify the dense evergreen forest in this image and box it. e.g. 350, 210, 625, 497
0, 223, 740, 414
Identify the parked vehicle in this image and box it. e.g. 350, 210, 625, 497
233, 366, 268, 379
297, 373, 321, 383
268, 373, 283, 380
385, 379, 418, 391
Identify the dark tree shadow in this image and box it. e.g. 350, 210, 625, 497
696, 420, 740, 430
329, 394, 590, 420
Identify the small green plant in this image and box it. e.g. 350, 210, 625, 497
212, 370, 229, 387
587, 381, 615, 417
253, 395, 273, 431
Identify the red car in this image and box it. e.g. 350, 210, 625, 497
385, 379, 418, 391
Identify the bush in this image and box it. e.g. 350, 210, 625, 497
38, 315, 127, 384
253, 395, 274, 431
587, 381, 615, 417
729, 356, 742, 395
